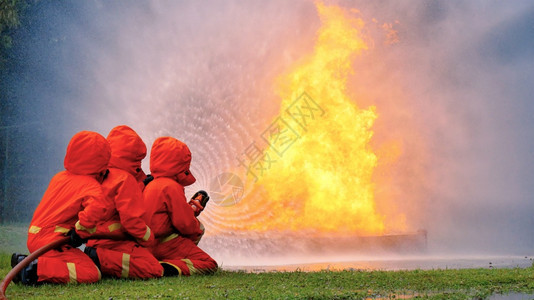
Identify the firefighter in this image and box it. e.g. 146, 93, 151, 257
12, 131, 113, 285
143, 137, 218, 276
83, 125, 163, 279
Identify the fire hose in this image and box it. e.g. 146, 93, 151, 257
0, 231, 131, 300
0, 236, 70, 300
0, 192, 209, 299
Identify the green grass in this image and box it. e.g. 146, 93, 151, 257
0, 224, 28, 254
1, 252, 534, 300
1, 225, 533, 299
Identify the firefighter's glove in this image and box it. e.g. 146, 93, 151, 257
143, 174, 154, 186
189, 199, 204, 217
189, 190, 209, 217
68, 229, 87, 247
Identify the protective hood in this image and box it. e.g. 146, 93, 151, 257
150, 137, 196, 186
64, 131, 111, 175
107, 125, 147, 176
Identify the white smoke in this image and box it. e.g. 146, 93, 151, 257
17, 0, 534, 263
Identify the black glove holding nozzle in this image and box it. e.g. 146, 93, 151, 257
189, 190, 210, 217
67, 229, 87, 248
143, 174, 154, 186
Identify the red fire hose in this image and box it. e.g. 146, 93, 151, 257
0, 236, 70, 300
0, 231, 131, 300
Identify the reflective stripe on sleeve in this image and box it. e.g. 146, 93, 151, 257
28, 226, 41, 234
75, 220, 96, 234
142, 225, 151, 242
54, 226, 70, 234
159, 233, 179, 244
108, 223, 122, 232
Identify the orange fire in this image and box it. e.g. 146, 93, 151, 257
205, 3, 405, 236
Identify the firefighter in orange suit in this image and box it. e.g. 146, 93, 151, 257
14, 131, 113, 285
143, 137, 218, 276
84, 125, 163, 279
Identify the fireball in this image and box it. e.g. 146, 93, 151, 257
206, 3, 391, 236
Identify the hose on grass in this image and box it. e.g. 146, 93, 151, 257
0, 231, 132, 300
0, 236, 70, 300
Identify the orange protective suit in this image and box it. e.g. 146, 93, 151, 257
27, 131, 112, 284
143, 137, 218, 276
86, 125, 163, 279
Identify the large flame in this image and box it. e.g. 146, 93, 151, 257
206, 3, 389, 236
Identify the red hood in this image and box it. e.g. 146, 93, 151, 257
150, 137, 196, 185
64, 131, 110, 175
107, 125, 146, 176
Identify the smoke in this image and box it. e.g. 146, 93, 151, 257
344, 0, 534, 254
4, 0, 534, 262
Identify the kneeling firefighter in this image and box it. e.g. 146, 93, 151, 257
143, 137, 218, 276
83, 125, 163, 279
12, 131, 114, 285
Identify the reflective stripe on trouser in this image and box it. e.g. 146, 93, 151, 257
36, 246, 101, 284
153, 235, 218, 276
94, 240, 163, 279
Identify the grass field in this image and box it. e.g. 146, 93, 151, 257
0, 224, 28, 254
1, 226, 533, 299
1, 252, 534, 299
